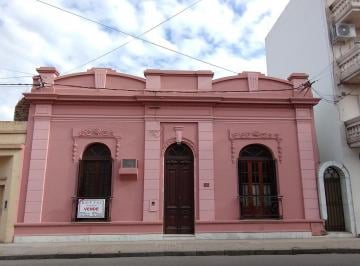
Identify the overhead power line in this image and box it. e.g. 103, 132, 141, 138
48, 81, 307, 94
65, 0, 204, 74
0, 78, 316, 94
0, 75, 33, 79
0, 83, 34, 86
36, 0, 238, 74
0, 67, 35, 75
308, 59, 335, 82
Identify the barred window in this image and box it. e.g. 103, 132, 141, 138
238, 144, 279, 219
76, 143, 112, 221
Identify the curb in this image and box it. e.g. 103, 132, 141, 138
1, 249, 360, 260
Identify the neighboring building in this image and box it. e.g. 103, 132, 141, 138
0, 121, 26, 242
266, 0, 360, 235
14, 67, 323, 242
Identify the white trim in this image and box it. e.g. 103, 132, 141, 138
14, 232, 312, 243
318, 161, 356, 235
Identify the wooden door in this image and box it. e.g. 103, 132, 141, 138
164, 144, 194, 234
238, 156, 279, 219
324, 167, 345, 231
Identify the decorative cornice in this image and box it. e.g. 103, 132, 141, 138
79, 128, 114, 137
72, 128, 121, 162
24, 93, 320, 106
228, 130, 283, 163
148, 130, 160, 139
162, 137, 197, 158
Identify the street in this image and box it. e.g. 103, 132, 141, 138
0, 254, 360, 266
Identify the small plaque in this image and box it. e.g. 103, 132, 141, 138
203, 182, 210, 188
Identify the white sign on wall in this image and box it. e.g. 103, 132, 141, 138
77, 199, 106, 218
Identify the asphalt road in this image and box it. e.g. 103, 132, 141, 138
0, 254, 360, 266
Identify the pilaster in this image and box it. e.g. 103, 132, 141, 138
295, 108, 320, 220
143, 121, 161, 221
198, 121, 215, 220
24, 104, 52, 223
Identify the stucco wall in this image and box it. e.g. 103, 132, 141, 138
266, 0, 360, 234
266, 0, 344, 164
213, 112, 304, 220
24, 104, 314, 223
15, 68, 323, 238
0, 121, 26, 242
41, 104, 145, 222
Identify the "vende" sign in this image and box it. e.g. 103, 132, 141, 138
77, 199, 105, 218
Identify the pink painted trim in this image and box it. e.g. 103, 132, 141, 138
213, 75, 292, 86
144, 69, 213, 76
17, 105, 35, 223
15, 221, 162, 227
36, 67, 59, 76
55, 71, 146, 83
24, 93, 320, 106
195, 219, 323, 224
14, 223, 163, 235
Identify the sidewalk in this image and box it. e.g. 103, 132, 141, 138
0, 236, 360, 260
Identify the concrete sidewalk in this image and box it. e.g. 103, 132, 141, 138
0, 236, 360, 260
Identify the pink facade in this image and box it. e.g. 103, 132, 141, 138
15, 67, 324, 240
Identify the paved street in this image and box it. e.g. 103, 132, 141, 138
0, 255, 360, 266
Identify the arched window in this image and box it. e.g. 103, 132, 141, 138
238, 144, 280, 219
75, 143, 112, 221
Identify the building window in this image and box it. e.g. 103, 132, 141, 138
238, 144, 280, 219
75, 143, 112, 221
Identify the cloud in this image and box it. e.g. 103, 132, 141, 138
0, 0, 289, 120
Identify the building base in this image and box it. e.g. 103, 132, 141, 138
14, 231, 314, 243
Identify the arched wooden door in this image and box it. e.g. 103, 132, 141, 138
324, 167, 345, 231
164, 143, 194, 234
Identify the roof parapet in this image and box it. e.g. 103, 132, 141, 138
32, 67, 59, 92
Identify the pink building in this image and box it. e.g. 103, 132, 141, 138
15, 67, 324, 242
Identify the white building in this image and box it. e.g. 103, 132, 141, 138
266, 0, 360, 235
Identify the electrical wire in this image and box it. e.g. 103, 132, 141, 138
0, 83, 34, 86
308, 59, 335, 82
36, 0, 238, 74
0, 67, 35, 75
311, 86, 337, 104
65, 0, 204, 74
0, 75, 33, 80
49, 81, 306, 94
0, 78, 315, 95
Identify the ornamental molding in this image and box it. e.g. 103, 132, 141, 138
79, 128, 114, 137
72, 127, 121, 162
228, 129, 282, 163
162, 137, 197, 158
148, 129, 160, 139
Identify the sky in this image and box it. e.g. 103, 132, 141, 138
0, 0, 289, 120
